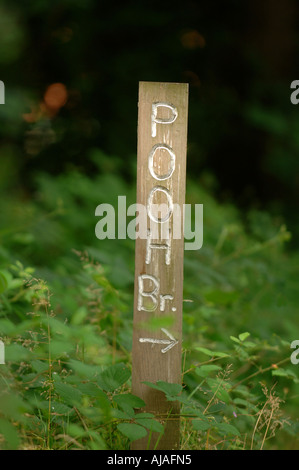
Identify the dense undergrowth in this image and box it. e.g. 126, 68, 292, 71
0, 151, 298, 450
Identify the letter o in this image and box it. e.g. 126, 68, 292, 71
148, 143, 176, 181
147, 186, 173, 223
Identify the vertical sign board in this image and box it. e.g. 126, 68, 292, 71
0, 340, 4, 364
132, 82, 188, 450
0, 81, 4, 105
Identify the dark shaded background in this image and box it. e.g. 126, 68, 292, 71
0, 2, 299, 451
1, 0, 298, 242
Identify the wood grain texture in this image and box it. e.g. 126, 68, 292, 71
132, 82, 188, 450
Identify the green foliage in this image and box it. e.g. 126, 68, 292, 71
0, 153, 298, 449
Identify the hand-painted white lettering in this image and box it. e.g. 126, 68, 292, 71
151, 102, 178, 138
138, 274, 159, 312
159, 294, 174, 312
139, 328, 178, 353
148, 143, 176, 181
146, 229, 171, 265
147, 186, 173, 224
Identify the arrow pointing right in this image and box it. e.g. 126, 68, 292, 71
139, 328, 178, 353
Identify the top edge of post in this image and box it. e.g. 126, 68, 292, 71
139, 81, 189, 88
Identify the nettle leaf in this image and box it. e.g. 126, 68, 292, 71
50, 401, 74, 416
231, 332, 252, 345
113, 409, 132, 420
183, 406, 206, 419
208, 402, 227, 414
230, 336, 241, 344
192, 419, 211, 432
5, 343, 33, 362
135, 412, 155, 419
272, 368, 298, 380
48, 339, 74, 358
233, 398, 259, 412
54, 382, 83, 406
239, 332, 250, 342
76, 382, 111, 415
77, 382, 104, 398
114, 403, 134, 419
46, 316, 71, 337
196, 347, 229, 358
113, 393, 145, 411
67, 423, 87, 438
31, 360, 49, 374
215, 422, 240, 437
143, 381, 182, 399
195, 365, 222, 378
20, 373, 44, 389
68, 359, 100, 379
117, 423, 147, 442
175, 394, 194, 405
97, 363, 130, 392
135, 416, 164, 433
206, 378, 231, 404
233, 386, 253, 399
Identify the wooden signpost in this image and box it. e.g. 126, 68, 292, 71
132, 82, 189, 450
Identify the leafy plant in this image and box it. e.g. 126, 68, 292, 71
0, 154, 298, 449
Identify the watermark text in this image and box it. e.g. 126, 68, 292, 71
95, 197, 203, 251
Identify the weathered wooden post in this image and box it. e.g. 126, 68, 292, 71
0, 80, 5, 105
0, 340, 4, 364
132, 81, 188, 450
0, 80, 5, 104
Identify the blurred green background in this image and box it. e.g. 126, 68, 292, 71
0, 0, 299, 450
0, 0, 298, 228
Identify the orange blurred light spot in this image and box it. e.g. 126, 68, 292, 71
181, 30, 206, 49
44, 83, 68, 111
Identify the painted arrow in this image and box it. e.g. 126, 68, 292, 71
139, 328, 178, 354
